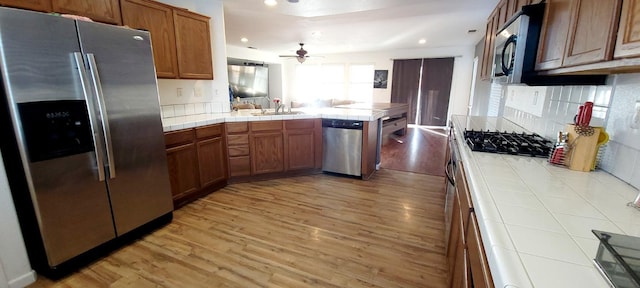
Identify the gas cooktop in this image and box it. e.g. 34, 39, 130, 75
463, 130, 553, 158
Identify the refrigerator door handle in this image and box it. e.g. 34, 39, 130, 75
86, 53, 116, 179
73, 52, 106, 182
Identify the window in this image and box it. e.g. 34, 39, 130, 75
293, 63, 374, 103
349, 64, 374, 103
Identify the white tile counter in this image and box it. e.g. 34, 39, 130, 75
161, 108, 386, 132
452, 115, 640, 288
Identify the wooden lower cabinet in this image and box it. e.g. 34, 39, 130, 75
166, 142, 199, 200
468, 214, 494, 288
226, 119, 322, 182
197, 137, 227, 187
447, 161, 493, 288
164, 124, 227, 208
284, 119, 322, 171
251, 132, 285, 174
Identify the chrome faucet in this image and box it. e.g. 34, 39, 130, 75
275, 103, 286, 114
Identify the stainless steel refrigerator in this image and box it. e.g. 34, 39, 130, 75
0, 7, 173, 276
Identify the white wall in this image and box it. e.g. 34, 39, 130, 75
0, 152, 36, 288
155, 0, 231, 112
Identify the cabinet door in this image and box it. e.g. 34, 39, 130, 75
51, 0, 121, 24
251, 132, 284, 175
497, 0, 509, 28
536, 0, 573, 70
467, 214, 494, 288
614, 0, 640, 58
285, 129, 316, 171
197, 136, 227, 187
563, 0, 621, 67
121, 0, 178, 78
174, 9, 213, 79
481, 10, 499, 80
166, 143, 200, 199
0, 0, 51, 11
449, 198, 470, 288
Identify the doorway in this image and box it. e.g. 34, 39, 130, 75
390, 58, 455, 126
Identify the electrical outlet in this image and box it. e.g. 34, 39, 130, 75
194, 87, 203, 97
177, 88, 183, 97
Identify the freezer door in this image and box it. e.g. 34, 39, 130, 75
76, 21, 173, 235
0, 8, 116, 266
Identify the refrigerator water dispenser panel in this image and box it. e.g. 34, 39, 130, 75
18, 100, 94, 162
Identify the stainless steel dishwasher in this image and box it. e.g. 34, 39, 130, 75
322, 119, 363, 176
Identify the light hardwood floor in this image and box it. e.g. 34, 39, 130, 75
29, 169, 447, 288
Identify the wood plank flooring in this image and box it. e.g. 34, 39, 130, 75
29, 169, 448, 288
381, 126, 448, 176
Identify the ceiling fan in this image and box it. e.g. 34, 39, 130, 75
279, 43, 312, 63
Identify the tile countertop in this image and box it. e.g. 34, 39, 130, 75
452, 115, 640, 288
161, 108, 386, 132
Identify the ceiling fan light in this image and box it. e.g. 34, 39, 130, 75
297, 57, 305, 63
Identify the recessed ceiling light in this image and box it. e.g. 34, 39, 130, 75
418, 39, 427, 44
241, 37, 248, 43
264, 0, 277, 6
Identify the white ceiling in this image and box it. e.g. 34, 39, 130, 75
221, 0, 500, 57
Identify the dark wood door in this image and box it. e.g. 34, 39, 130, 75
419, 58, 454, 126
51, 0, 121, 24
251, 132, 284, 175
166, 143, 200, 199
0, 0, 51, 11
197, 137, 227, 187
121, 0, 178, 78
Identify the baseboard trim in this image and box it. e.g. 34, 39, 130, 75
8, 270, 36, 288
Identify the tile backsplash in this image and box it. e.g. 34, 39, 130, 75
501, 74, 640, 191
160, 102, 226, 119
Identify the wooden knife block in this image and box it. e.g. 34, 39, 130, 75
565, 124, 600, 172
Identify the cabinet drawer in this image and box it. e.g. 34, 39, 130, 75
251, 120, 283, 132
229, 156, 251, 177
285, 119, 316, 130
196, 124, 223, 139
228, 145, 249, 157
227, 134, 249, 146
226, 122, 248, 133
164, 128, 194, 147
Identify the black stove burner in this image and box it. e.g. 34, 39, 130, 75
463, 130, 553, 158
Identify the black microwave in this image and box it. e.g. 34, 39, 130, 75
491, 3, 606, 86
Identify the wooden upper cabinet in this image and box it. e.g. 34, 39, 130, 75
614, 0, 640, 58
536, 0, 573, 70
174, 9, 214, 79
563, 0, 622, 67
0, 0, 51, 11
497, 0, 509, 28
480, 10, 499, 80
51, 0, 121, 25
121, 0, 178, 78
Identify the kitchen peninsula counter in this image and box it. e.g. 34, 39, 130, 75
452, 115, 640, 287
161, 107, 387, 132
